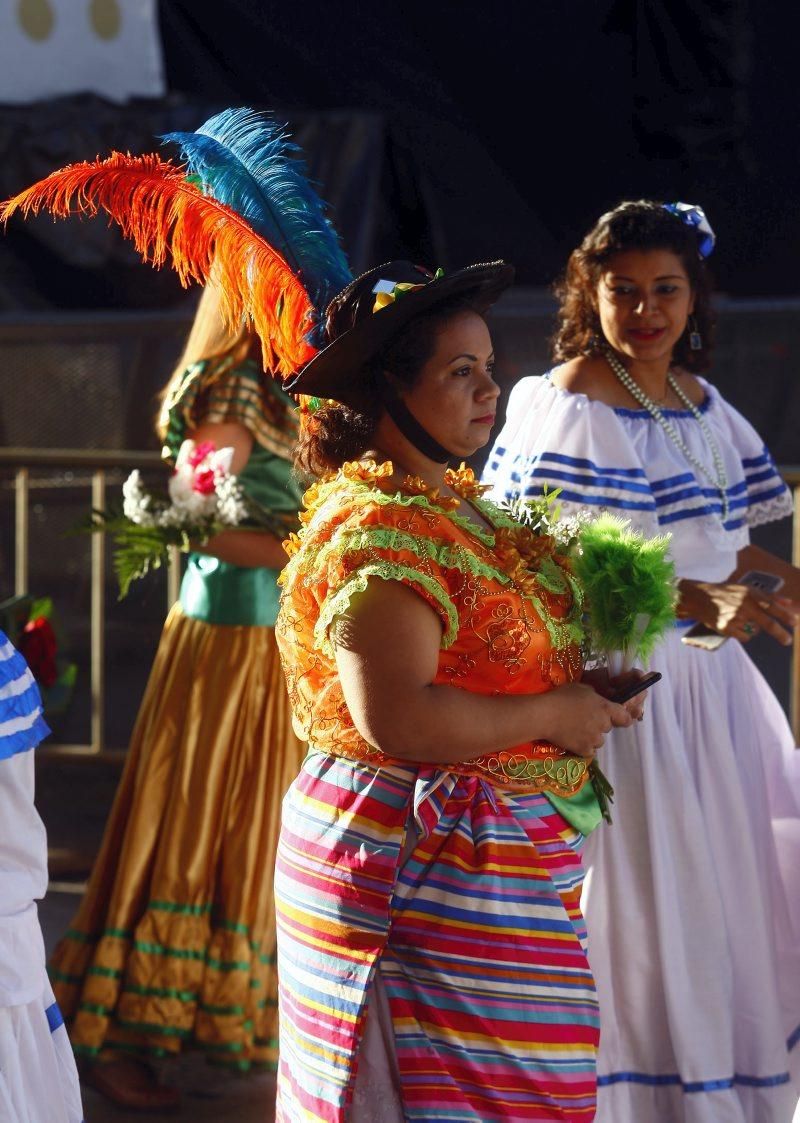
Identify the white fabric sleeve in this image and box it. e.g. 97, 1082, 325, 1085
483, 376, 661, 536
707, 387, 792, 529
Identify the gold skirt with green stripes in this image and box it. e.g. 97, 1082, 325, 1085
48, 604, 305, 1069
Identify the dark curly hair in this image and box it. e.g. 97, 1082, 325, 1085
295, 297, 479, 476
553, 200, 715, 373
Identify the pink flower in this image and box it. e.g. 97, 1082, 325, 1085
188, 441, 216, 469
192, 468, 217, 495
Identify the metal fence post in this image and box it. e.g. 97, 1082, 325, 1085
14, 468, 29, 596
91, 470, 106, 753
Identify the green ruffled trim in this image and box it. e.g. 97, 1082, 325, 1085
63, 926, 131, 943
89, 965, 123, 980
289, 475, 585, 652
320, 525, 513, 591
315, 564, 459, 658
59, 902, 273, 951
72, 1041, 170, 1060
114, 1018, 192, 1040
331, 533, 582, 651
469, 494, 522, 531
149, 900, 212, 917
49, 967, 85, 985
294, 477, 499, 549
79, 986, 267, 1016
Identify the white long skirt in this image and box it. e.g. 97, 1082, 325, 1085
584, 628, 800, 1123
0, 980, 83, 1123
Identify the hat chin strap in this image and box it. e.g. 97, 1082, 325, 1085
381, 382, 456, 464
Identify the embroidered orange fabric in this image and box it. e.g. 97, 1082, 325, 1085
276, 461, 589, 795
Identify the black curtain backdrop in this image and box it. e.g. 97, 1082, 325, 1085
156, 0, 800, 296
2, 1, 800, 300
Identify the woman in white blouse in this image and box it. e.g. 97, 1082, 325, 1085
484, 200, 800, 1123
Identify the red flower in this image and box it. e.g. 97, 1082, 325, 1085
192, 468, 217, 495
18, 616, 58, 688
188, 441, 216, 469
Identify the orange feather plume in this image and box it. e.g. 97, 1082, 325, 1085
0, 151, 316, 377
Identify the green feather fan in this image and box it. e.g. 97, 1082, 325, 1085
574, 515, 677, 663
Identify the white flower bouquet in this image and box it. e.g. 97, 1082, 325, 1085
85, 440, 292, 597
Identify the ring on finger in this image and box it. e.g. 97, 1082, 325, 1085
742, 622, 757, 636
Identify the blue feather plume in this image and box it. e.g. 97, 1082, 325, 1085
161, 108, 352, 324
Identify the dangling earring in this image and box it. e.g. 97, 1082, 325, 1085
688, 314, 702, 351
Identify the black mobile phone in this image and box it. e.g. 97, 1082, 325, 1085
609, 671, 662, 704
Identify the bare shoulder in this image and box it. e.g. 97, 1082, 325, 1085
550, 355, 625, 406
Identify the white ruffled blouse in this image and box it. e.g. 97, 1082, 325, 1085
483, 374, 793, 584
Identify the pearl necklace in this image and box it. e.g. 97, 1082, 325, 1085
604, 348, 730, 521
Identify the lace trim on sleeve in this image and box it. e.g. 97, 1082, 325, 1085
745, 488, 793, 528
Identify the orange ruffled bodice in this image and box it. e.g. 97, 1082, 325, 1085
276, 461, 589, 796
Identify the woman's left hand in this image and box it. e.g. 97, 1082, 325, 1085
678, 579, 799, 645
582, 666, 650, 722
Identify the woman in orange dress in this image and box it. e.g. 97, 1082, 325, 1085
273, 261, 646, 1121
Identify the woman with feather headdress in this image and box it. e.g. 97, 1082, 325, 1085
1, 107, 352, 1110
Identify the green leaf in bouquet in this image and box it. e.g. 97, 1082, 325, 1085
589, 760, 615, 825
28, 596, 53, 620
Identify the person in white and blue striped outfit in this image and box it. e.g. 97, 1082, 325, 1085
484, 200, 800, 1123
0, 629, 83, 1122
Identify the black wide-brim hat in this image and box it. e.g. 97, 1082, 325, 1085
286, 259, 514, 406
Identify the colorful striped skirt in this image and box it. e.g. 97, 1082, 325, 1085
275, 752, 598, 1121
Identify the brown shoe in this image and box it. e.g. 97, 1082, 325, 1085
84, 1058, 181, 1113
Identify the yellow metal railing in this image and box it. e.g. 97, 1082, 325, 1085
2, 451, 800, 750
2, 448, 179, 756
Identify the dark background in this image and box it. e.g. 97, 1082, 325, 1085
3, 0, 800, 306
157, 0, 795, 294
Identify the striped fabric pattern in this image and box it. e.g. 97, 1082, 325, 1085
162, 357, 297, 461
483, 376, 792, 542
485, 445, 788, 533
0, 631, 49, 761
275, 752, 598, 1121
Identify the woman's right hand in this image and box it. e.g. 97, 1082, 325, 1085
539, 683, 633, 759
679, 579, 799, 645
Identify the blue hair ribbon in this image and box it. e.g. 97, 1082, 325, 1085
663, 202, 716, 259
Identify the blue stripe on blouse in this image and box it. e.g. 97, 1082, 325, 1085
495, 452, 786, 510
45, 1000, 65, 1033
741, 449, 773, 469
521, 450, 648, 478
0, 713, 50, 761
612, 397, 712, 419
517, 483, 657, 511
510, 465, 654, 496
597, 1071, 790, 1092
0, 631, 49, 759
